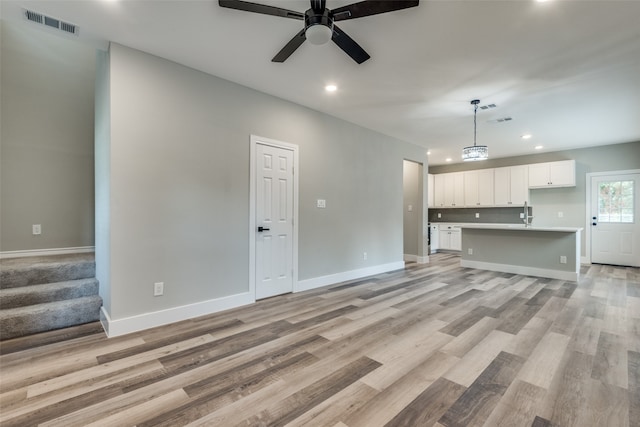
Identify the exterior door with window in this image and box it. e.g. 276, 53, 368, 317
591, 173, 640, 267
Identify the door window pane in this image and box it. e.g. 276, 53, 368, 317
598, 180, 634, 223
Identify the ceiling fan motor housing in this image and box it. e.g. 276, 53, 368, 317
305, 9, 334, 45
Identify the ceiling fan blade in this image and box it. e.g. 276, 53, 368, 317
218, 0, 304, 20
331, 25, 370, 64
332, 0, 419, 22
272, 29, 307, 62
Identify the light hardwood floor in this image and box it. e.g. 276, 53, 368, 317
1, 253, 638, 426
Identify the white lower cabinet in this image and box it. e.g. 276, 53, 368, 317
438, 226, 461, 251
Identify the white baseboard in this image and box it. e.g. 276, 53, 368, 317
100, 292, 255, 338
460, 259, 579, 282
0, 246, 95, 259
295, 261, 405, 293
404, 254, 429, 264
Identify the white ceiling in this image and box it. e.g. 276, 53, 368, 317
3, 0, 639, 165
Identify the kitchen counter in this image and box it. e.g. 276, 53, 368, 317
460, 224, 582, 233
459, 225, 582, 281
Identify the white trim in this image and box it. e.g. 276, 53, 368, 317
0, 246, 95, 259
100, 292, 255, 338
404, 254, 429, 264
581, 256, 589, 265
460, 259, 578, 282
296, 261, 405, 292
249, 135, 299, 299
585, 169, 640, 265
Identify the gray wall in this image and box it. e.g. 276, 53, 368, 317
429, 141, 640, 256
100, 43, 427, 321
0, 22, 96, 252
403, 160, 423, 256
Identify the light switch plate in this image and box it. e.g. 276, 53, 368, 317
316, 199, 326, 208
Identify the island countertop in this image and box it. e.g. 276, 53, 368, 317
459, 224, 583, 233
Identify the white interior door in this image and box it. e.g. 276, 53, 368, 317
255, 143, 294, 299
591, 172, 640, 267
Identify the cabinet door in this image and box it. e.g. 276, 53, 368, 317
549, 160, 575, 186
477, 169, 494, 206
444, 173, 464, 207
434, 174, 446, 207
464, 171, 479, 206
439, 230, 451, 249
510, 165, 529, 205
430, 225, 439, 250
494, 167, 510, 205
452, 172, 465, 207
428, 174, 435, 207
450, 231, 462, 251
528, 163, 549, 187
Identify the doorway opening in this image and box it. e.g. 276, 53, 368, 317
403, 160, 428, 264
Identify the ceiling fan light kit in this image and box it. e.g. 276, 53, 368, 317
462, 99, 489, 161
305, 9, 333, 45
218, 0, 419, 63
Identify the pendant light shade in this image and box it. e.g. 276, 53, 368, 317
462, 99, 489, 161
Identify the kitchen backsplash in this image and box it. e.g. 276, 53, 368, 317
428, 207, 533, 224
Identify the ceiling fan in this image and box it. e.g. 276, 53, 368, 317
218, 0, 419, 64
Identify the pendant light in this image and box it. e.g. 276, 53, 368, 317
462, 99, 489, 161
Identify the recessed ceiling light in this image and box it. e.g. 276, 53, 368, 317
535, 145, 543, 150
521, 134, 532, 140
427, 151, 431, 155
325, 84, 337, 92
446, 158, 452, 162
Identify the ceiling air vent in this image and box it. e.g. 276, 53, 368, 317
23, 8, 78, 36
488, 117, 513, 123
479, 103, 497, 110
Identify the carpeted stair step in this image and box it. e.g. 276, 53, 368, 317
0, 278, 99, 309
0, 254, 95, 289
0, 295, 102, 340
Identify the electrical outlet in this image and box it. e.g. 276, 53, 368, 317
519, 213, 525, 219
408, 204, 413, 212
154, 282, 164, 296
558, 211, 564, 218
316, 199, 326, 208
437, 213, 442, 218
560, 256, 567, 264
468, 248, 473, 255
32, 224, 42, 235
475, 213, 480, 218
363, 252, 367, 260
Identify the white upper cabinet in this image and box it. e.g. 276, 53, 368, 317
464, 169, 494, 206
494, 165, 529, 206
434, 172, 464, 207
528, 160, 576, 188
444, 172, 465, 207
428, 173, 434, 207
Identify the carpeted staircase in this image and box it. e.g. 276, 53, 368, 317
0, 253, 102, 340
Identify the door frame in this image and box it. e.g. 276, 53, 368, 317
249, 135, 299, 299
584, 168, 640, 265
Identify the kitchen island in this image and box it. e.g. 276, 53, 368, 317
459, 224, 582, 281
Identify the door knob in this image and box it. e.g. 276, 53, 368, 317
592, 223, 597, 226
258, 226, 270, 232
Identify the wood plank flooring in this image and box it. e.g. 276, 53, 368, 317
1, 253, 639, 426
